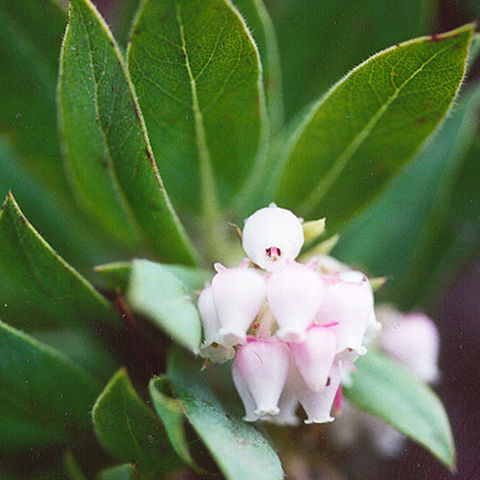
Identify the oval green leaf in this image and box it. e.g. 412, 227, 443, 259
92, 369, 180, 475
335, 82, 480, 309
96, 260, 209, 294
0, 193, 118, 331
58, 0, 198, 265
127, 0, 267, 213
344, 350, 455, 468
275, 24, 474, 230
165, 347, 284, 480
126, 259, 202, 352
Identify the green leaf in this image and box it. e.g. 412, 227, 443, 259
165, 347, 284, 480
96, 260, 209, 294
149, 377, 200, 470
267, 0, 431, 118
334, 82, 480, 309
0, 193, 118, 332
0, 389, 65, 450
64, 450, 88, 480
0, 320, 102, 434
98, 463, 137, 480
127, 0, 267, 213
0, 137, 127, 276
232, 0, 283, 132
344, 350, 455, 468
274, 24, 474, 230
126, 259, 202, 352
0, 0, 67, 193
58, 0, 199, 265
33, 328, 119, 382
92, 369, 180, 475
0, 1, 124, 273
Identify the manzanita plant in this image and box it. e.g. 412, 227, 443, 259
1, 0, 479, 479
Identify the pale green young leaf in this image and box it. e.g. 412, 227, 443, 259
275, 24, 474, 231
127, 0, 267, 213
58, 0, 199, 265
96, 260, 209, 294
126, 259, 202, 352
344, 350, 455, 468
166, 347, 284, 480
92, 369, 180, 475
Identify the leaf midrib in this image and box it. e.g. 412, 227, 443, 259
296, 39, 463, 215
175, 2, 220, 226
74, 2, 142, 237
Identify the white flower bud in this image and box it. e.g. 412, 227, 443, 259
267, 263, 323, 343
211, 265, 266, 347
197, 285, 235, 363
232, 338, 290, 418
242, 204, 304, 271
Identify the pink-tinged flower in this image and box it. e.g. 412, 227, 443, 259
267, 263, 323, 342
211, 263, 266, 347
290, 324, 336, 392
232, 337, 290, 419
197, 285, 235, 363
380, 310, 440, 383
242, 203, 304, 271
262, 373, 300, 426
316, 272, 373, 355
291, 361, 342, 424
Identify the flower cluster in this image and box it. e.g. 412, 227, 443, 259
198, 204, 380, 424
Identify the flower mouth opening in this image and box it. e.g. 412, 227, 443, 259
266, 247, 281, 261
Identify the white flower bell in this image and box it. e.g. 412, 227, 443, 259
316, 271, 374, 355
197, 285, 235, 363
267, 263, 323, 342
292, 361, 342, 424
232, 337, 290, 418
290, 324, 337, 392
242, 204, 304, 271
211, 263, 266, 347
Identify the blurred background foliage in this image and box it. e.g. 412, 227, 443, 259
0, 0, 479, 479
